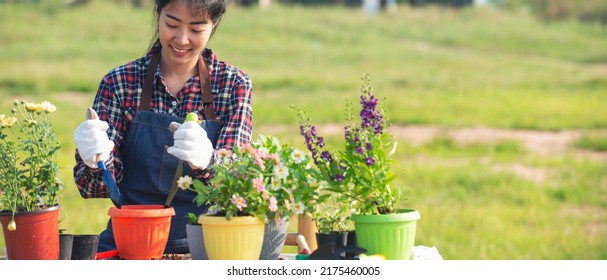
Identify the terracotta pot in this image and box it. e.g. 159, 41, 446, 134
108, 205, 175, 260
0, 205, 60, 260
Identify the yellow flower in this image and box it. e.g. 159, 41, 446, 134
177, 175, 193, 191
8, 220, 16, 231
40, 101, 57, 113
24, 102, 39, 112
1, 116, 17, 128
27, 119, 38, 127
5, 117, 17, 128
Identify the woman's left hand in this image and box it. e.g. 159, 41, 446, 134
167, 121, 213, 170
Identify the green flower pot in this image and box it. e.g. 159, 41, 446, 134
351, 209, 420, 260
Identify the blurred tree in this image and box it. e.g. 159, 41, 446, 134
502, 0, 607, 24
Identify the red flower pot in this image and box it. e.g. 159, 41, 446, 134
108, 205, 175, 260
0, 205, 60, 260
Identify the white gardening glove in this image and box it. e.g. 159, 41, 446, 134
166, 121, 213, 170
74, 119, 115, 169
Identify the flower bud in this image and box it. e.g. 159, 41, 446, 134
8, 220, 16, 231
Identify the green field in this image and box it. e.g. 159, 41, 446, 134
1, 1, 606, 259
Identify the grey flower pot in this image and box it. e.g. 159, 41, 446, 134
186, 223, 208, 260
258, 217, 289, 260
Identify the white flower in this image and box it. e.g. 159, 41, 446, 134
177, 175, 193, 191
273, 165, 289, 180
292, 202, 305, 215
291, 149, 305, 163
270, 177, 281, 190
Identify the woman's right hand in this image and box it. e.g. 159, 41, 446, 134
74, 119, 115, 169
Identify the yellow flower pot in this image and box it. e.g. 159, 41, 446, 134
198, 215, 265, 260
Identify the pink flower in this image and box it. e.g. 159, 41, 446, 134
269, 197, 278, 212
257, 147, 270, 160
262, 191, 269, 200
254, 154, 266, 170
217, 148, 231, 157
253, 177, 265, 192
231, 194, 247, 211
284, 199, 291, 211
270, 153, 282, 166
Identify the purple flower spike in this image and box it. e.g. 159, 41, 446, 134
365, 157, 375, 166
335, 173, 345, 182
356, 146, 364, 154
321, 151, 333, 162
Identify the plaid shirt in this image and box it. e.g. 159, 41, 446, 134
74, 47, 253, 199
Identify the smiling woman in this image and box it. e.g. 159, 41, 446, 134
155, 0, 217, 93
71, 0, 253, 257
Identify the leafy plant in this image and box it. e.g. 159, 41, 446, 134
312, 189, 353, 233
0, 100, 63, 230
293, 74, 408, 215
177, 135, 323, 223
186, 212, 199, 225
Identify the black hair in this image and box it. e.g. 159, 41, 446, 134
148, 0, 228, 51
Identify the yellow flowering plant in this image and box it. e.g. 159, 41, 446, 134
179, 135, 323, 223
0, 100, 63, 231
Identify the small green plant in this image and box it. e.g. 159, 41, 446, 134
312, 190, 353, 233
186, 212, 199, 225
0, 100, 62, 230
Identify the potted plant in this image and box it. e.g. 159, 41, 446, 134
312, 190, 354, 249
0, 100, 63, 260
251, 135, 322, 260
293, 74, 420, 260
177, 135, 322, 260
184, 212, 208, 260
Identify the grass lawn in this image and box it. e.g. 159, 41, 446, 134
1, 1, 606, 259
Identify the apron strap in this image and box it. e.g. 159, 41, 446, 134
139, 52, 218, 121
139, 54, 160, 111
198, 57, 217, 121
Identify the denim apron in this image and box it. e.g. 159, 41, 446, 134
98, 52, 222, 254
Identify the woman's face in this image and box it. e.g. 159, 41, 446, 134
157, 1, 214, 68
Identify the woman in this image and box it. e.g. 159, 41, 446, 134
73, 0, 252, 254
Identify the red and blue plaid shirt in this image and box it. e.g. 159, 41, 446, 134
73, 47, 253, 199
